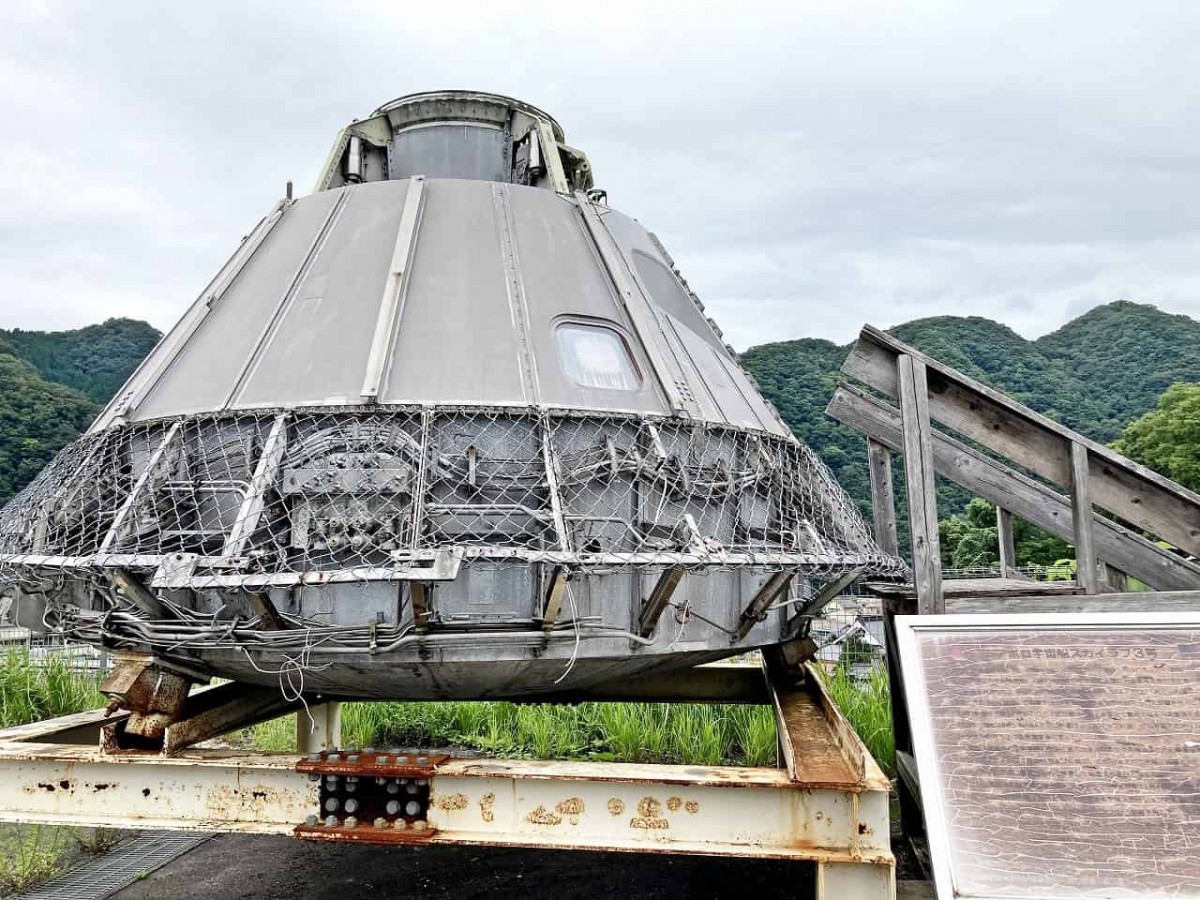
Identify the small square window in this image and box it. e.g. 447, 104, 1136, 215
555, 324, 641, 391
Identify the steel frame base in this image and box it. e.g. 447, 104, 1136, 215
0, 662, 894, 899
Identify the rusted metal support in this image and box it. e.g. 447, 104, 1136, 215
636, 566, 684, 637
409, 582, 431, 631
0, 662, 894, 897
108, 568, 169, 620
161, 682, 304, 756
248, 593, 288, 631
99, 652, 202, 749
735, 570, 794, 640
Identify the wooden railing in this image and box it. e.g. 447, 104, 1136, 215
826, 325, 1200, 613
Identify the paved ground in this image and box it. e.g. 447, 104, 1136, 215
112, 834, 809, 899
111, 834, 934, 899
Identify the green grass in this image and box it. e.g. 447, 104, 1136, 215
0, 652, 116, 893
253, 667, 894, 775
255, 700, 781, 767
822, 665, 895, 776
0, 650, 105, 728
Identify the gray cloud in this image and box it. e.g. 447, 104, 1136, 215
1, 1, 1199, 349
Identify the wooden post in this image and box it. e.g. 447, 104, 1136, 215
1103, 563, 1129, 593
867, 440, 899, 557
896, 355, 944, 614
1070, 442, 1100, 594
996, 507, 1017, 577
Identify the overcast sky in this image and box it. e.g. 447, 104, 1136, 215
1, 1, 1199, 349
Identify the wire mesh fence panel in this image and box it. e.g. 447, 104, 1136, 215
0, 407, 905, 587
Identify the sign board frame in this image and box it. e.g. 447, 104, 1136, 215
896, 611, 1200, 900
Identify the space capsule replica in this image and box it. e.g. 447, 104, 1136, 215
0, 91, 900, 709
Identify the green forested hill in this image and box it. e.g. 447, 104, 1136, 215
0, 319, 161, 505
741, 301, 1200, 519
1, 318, 161, 404
0, 352, 98, 504
1034, 301, 1200, 435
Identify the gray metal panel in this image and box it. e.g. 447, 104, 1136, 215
381, 179, 525, 404
631, 247, 727, 354
135, 190, 343, 419
666, 312, 764, 429
235, 181, 412, 407
602, 209, 787, 435
504, 186, 668, 414
389, 124, 509, 182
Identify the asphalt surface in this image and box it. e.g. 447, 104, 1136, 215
111, 834, 821, 899
111, 834, 935, 899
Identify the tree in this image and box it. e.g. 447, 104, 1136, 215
1113, 382, 1200, 492
938, 497, 1071, 570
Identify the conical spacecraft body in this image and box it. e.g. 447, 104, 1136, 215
0, 92, 901, 699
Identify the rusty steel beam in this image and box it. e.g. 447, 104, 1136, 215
0, 664, 895, 898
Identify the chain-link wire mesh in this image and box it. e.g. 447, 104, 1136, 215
0, 406, 904, 591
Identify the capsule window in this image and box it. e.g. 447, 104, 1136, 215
555, 323, 641, 391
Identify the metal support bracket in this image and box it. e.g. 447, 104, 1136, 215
637, 566, 685, 637
361, 176, 426, 402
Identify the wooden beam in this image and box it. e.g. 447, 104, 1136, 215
896, 355, 943, 614
996, 507, 1017, 577
867, 440, 899, 557
1070, 442, 1100, 594
826, 384, 1200, 592
1103, 563, 1129, 593
541, 566, 570, 629
945, 590, 1200, 615
841, 326, 1200, 557
637, 567, 684, 637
